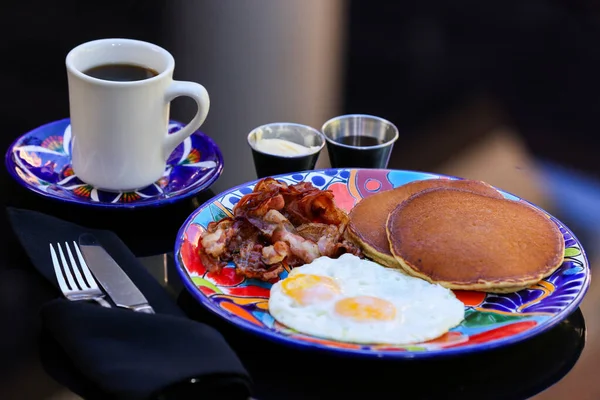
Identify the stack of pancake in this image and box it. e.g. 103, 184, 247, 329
347, 179, 565, 293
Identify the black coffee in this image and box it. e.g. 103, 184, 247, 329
336, 135, 383, 147
83, 63, 158, 82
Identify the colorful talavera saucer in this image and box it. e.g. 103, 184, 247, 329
5, 118, 223, 208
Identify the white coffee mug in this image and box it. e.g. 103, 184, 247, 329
66, 38, 210, 191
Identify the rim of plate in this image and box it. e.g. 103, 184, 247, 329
4, 118, 224, 209
174, 168, 591, 359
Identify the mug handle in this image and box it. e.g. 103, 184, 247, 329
163, 81, 210, 160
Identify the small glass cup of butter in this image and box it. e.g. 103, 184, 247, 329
247, 122, 325, 178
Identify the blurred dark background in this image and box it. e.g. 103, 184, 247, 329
346, 0, 600, 172
1, 1, 600, 397
2, 0, 600, 172
2, 0, 599, 170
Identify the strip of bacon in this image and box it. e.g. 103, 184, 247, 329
262, 241, 290, 265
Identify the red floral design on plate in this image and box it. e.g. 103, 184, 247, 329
180, 224, 206, 275
41, 135, 64, 153
181, 148, 201, 164
120, 192, 141, 203
355, 170, 393, 198
328, 182, 357, 212
223, 285, 271, 298
73, 185, 92, 198
364, 178, 382, 192
199, 285, 216, 296
62, 166, 74, 177
453, 291, 486, 307
206, 266, 245, 286
423, 331, 468, 347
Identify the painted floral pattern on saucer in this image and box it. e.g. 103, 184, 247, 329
5, 118, 223, 208
175, 169, 590, 358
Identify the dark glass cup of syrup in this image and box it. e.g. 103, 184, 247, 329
321, 114, 399, 169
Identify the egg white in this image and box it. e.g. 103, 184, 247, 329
269, 253, 465, 345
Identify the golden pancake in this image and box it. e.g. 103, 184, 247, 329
347, 179, 504, 268
386, 188, 565, 292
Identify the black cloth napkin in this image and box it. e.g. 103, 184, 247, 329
7, 207, 252, 400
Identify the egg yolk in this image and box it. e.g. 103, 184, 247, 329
281, 273, 341, 305
334, 296, 396, 322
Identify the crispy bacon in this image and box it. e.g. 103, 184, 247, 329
285, 189, 349, 226
201, 218, 234, 258
199, 248, 227, 273
262, 241, 290, 265
272, 226, 321, 263
197, 178, 363, 281
296, 223, 362, 258
246, 209, 294, 237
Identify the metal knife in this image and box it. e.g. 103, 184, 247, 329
78, 233, 155, 314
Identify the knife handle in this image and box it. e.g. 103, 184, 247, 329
132, 304, 155, 314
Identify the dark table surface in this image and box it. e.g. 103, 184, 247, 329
0, 164, 587, 399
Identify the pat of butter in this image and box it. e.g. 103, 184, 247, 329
254, 138, 320, 156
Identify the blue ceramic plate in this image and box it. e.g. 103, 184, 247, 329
174, 169, 590, 358
5, 118, 223, 208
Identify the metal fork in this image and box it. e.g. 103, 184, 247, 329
49, 241, 111, 308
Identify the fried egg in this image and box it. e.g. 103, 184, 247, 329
269, 254, 465, 344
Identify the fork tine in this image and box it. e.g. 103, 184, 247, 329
72, 241, 99, 291
50, 243, 72, 294
57, 242, 79, 291
64, 241, 89, 290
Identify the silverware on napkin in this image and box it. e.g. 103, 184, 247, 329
49, 241, 112, 308
79, 233, 155, 314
